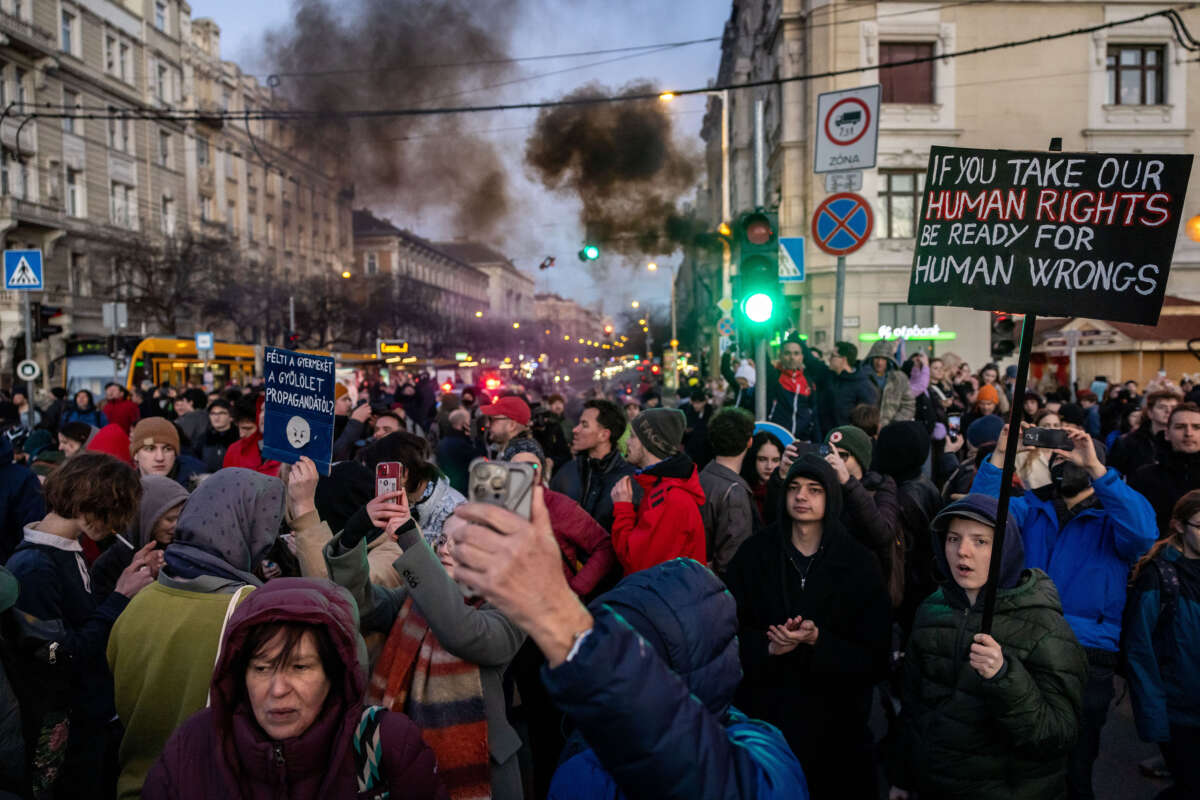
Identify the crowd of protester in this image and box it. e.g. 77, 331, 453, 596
0, 338, 1196, 799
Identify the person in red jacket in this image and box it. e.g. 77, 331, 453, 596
501, 437, 616, 598
610, 407, 706, 573
102, 382, 141, 434
223, 395, 281, 476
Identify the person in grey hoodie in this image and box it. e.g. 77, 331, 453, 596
861, 339, 916, 427
699, 407, 758, 575
90, 475, 189, 602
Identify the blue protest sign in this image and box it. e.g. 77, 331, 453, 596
4, 250, 43, 290
261, 346, 336, 474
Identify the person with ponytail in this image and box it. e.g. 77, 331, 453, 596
1125, 489, 1200, 800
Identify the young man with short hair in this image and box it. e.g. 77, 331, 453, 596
699, 407, 757, 575
550, 399, 635, 532
803, 339, 879, 434
610, 408, 706, 573
1130, 402, 1200, 538
1109, 389, 1181, 477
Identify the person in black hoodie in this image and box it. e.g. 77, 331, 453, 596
874, 421, 944, 639
190, 399, 239, 473
725, 453, 891, 800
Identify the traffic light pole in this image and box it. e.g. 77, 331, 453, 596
834, 255, 846, 344
755, 336, 767, 421
22, 292, 34, 403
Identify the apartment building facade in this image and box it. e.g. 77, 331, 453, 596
0, 0, 353, 385
698, 0, 1200, 369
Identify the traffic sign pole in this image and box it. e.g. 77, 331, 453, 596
834, 256, 847, 345
22, 292, 34, 403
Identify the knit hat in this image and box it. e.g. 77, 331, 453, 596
976, 384, 1000, 405
129, 417, 181, 457
630, 408, 686, 460
334, 383, 349, 401
824, 426, 872, 471
1059, 402, 1086, 427
967, 415, 1005, 449
87, 423, 134, 466
734, 361, 756, 387
873, 421, 931, 482
501, 437, 545, 463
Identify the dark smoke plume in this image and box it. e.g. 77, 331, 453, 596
525, 81, 700, 258
262, 0, 518, 235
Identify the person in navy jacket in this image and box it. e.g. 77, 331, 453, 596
446, 488, 809, 800
971, 424, 1156, 800
1124, 489, 1200, 800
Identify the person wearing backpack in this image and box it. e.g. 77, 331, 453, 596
1124, 489, 1200, 800
143, 578, 445, 799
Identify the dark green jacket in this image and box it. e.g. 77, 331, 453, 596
893, 568, 1087, 800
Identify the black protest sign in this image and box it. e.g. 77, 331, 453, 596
907, 146, 1192, 326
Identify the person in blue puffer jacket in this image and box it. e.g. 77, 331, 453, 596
445, 490, 808, 800
972, 424, 1156, 800
1125, 489, 1200, 800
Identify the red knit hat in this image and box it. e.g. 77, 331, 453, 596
87, 423, 134, 467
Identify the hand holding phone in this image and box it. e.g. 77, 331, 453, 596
376, 462, 406, 501
468, 458, 536, 520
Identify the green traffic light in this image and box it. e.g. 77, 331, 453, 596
743, 292, 773, 323
580, 245, 600, 261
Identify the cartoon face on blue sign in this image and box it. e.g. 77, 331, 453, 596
261, 346, 336, 474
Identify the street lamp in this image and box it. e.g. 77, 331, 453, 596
631, 300, 640, 309
475, 310, 483, 318
341, 270, 351, 279
512, 322, 520, 329
647, 262, 658, 271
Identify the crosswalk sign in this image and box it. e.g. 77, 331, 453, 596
4, 250, 43, 291
779, 237, 805, 282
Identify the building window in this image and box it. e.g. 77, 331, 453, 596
161, 196, 174, 235
879, 42, 935, 104
221, 87, 231, 111
227, 200, 237, 235
158, 130, 170, 167
247, 212, 255, 241
66, 168, 83, 216
69, 252, 90, 297
62, 89, 79, 134
108, 115, 132, 154
196, 136, 209, 166
225, 149, 236, 179
878, 170, 925, 239
878, 303, 934, 329
61, 9, 75, 54
105, 35, 117, 73
110, 182, 134, 228
366, 252, 378, 275
156, 64, 168, 102
155, 1, 167, 32
200, 195, 213, 221
1106, 45, 1165, 105
14, 68, 26, 108
119, 42, 130, 82
265, 214, 274, 245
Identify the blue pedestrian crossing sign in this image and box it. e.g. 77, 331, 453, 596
779, 237, 806, 282
4, 250, 43, 291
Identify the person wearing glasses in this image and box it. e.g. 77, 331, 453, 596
1124, 489, 1200, 800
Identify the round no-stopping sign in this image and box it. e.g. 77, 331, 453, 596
16, 359, 40, 381
811, 192, 874, 256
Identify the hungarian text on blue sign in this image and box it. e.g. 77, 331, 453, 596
261, 346, 336, 474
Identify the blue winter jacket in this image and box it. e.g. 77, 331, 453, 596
544, 558, 808, 800
0, 434, 45, 563
971, 461, 1156, 651
1125, 547, 1200, 742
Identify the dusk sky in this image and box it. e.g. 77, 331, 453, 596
190, 0, 733, 319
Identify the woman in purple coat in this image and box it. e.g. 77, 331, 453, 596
143, 578, 446, 800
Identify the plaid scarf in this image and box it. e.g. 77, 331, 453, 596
368, 595, 491, 799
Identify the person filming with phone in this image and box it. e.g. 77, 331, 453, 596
971, 422, 1157, 800
321, 464, 526, 800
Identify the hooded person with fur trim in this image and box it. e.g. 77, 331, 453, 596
725, 454, 891, 799
861, 339, 916, 427
888, 494, 1088, 800
142, 578, 445, 799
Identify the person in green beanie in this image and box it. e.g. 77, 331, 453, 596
822, 426, 903, 606
610, 408, 707, 573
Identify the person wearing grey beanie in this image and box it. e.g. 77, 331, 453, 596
609, 407, 707, 573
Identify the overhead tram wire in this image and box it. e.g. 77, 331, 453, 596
17, 5, 1199, 124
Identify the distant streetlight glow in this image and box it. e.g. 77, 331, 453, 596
475, 310, 483, 317
659, 92, 676, 102
631, 300, 640, 309
512, 322, 520, 329
341, 270, 351, 279
647, 262, 658, 271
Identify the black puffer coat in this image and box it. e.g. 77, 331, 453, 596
891, 494, 1088, 800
